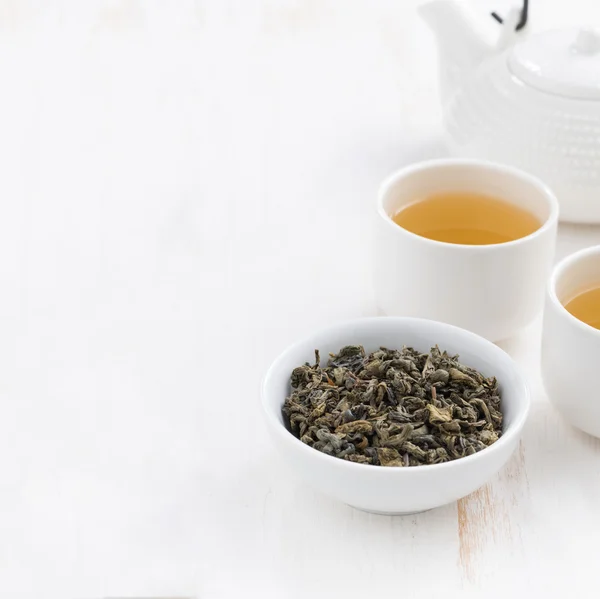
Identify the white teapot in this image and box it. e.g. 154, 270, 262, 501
419, 0, 600, 223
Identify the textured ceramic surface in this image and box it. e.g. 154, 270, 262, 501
420, 0, 600, 223
374, 159, 558, 342
444, 53, 600, 223
262, 317, 530, 515
542, 246, 600, 437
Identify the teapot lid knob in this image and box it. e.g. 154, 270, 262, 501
573, 28, 600, 55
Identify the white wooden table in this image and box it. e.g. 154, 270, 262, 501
2, 1, 600, 597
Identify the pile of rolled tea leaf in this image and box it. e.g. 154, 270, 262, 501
283, 345, 503, 467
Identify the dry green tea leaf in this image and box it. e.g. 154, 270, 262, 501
282, 345, 503, 467
335, 420, 373, 435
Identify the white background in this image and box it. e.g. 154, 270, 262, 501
1, 0, 600, 597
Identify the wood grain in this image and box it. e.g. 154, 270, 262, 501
457, 442, 529, 582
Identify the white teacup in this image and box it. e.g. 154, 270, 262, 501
542, 245, 600, 437
374, 159, 559, 342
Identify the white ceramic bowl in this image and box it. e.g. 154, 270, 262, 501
542, 245, 600, 437
262, 317, 530, 515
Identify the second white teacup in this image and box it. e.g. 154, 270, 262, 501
542, 245, 600, 437
374, 159, 559, 342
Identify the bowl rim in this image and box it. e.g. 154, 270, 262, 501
377, 157, 559, 251
548, 244, 600, 338
261, 316, 530, 474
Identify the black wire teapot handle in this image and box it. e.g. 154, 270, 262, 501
491, 0, 529, 31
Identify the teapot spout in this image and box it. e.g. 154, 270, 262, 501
418, 0, 495, 102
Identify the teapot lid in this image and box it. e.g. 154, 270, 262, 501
508, 28, 600, 100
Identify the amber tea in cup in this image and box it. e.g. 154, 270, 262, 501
392, 191, 542, 245
563, 287, 600, 330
